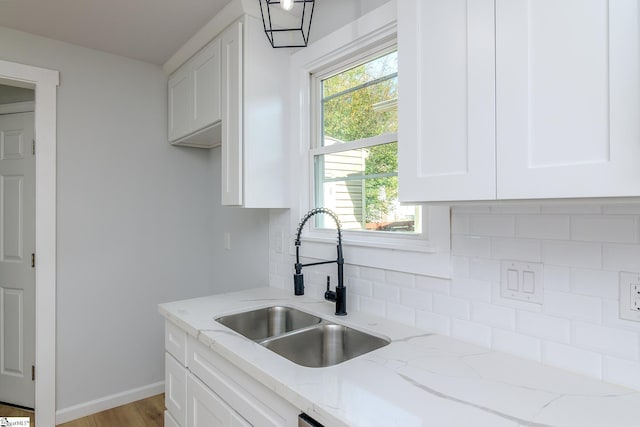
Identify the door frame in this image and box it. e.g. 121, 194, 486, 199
0, 59, 59, 427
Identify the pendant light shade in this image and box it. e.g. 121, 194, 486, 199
258, 0, 315, 48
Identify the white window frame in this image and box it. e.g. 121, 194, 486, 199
310, 44, 425, 240
288, 0, 450, 278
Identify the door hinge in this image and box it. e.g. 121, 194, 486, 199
31, 253, 35, 268
32, 365, 35, 381
32, 140, 35, 155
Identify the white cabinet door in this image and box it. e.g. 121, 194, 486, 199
496, 0, 640, 199
221, 21, 244, 206
166, 353, 187, 426
187, 374, 251, 427
168, 37, 222, 146
193, 38, 221, 131
398, 0, 496, 202
168, 66, 192, 141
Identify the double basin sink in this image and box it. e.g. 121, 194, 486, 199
215, 306, 390, 368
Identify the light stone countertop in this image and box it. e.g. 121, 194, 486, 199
159, 287, 640, 427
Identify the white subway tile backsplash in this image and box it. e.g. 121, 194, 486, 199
543, 291, 602, 323
416, 310, 451, 335
573, 322, 639, 360
268, 205, 640, 391
451, 213, 470, 234
360, 266, 386, 282
517, 311, 571, 343
602, 298, 640, 332
603, 244, 640, 272
452, 235, 491, 258
386, 303, 416, 327
491, 204, 541, 215
359, 296, 386, 318
468, 258, 500, 283
373, 282, 400, 303
471, 302, 515, 330
400, 288, 433, 311
542, 240, 602, 269
348, 278, 373, 297
603, 204, 640, 215
491, 237, 541, 261
571, 268, 618, 299
492, 329, 541, 361
452, 319, 492, 347
433, 294, 471, 320
385, 270, 416, 288
540, 204, 602, 214
542, 342, 603, 379
515, 215, 570, 240
451, 277, 492, 303
604, 356, 640, 391
571, 216, 638, 244
542, 265, 571, 293
415, 275, 450, 295
469, 214, 515, 237
451, 256, 470, 278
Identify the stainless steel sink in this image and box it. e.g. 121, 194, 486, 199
215, 306, 322, 341
262, 324, 390, 368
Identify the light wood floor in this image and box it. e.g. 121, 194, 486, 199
1, 393, 164, 427
0, 402, 35, 425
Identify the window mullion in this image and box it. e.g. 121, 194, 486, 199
311, 132, 398, 155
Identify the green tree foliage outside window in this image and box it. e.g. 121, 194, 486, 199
321, 51, 405, 226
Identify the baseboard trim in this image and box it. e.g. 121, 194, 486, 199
55, 381, 164, 424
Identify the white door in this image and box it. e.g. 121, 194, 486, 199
0, 112, 35, 408
496, 0, 640, 199
398, 0, 496, 202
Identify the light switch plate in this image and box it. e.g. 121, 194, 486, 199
500, 260, 544, 304
619, 272, 640, 322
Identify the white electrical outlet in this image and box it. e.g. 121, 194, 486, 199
619, 272, 640, 322
500, 260, 544, 304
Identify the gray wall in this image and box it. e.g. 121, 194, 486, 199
0, 25, 269, 411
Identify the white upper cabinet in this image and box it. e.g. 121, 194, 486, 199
220, 16, 289, 208
398, 0, 496, 203
399, 0, 640, 202
168, 38, 222, 148
496, 0, 640, 199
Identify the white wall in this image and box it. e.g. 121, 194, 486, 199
309, 0, 391, 43
269, 204, 640, 391
0, 26, 269, 413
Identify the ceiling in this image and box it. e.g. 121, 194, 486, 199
0, 0, 233, 65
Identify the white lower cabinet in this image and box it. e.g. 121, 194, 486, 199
164, 321, 299, 427
165, 410, 181, 427
187, 374, 250, 427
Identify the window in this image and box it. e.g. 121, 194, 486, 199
311, 49, 421, 234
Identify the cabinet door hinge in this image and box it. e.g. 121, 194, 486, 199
32, 140, 35, 155
32, 365, 35, 381
31, 253, 35, 268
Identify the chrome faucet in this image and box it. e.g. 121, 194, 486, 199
294, 208, 347, 316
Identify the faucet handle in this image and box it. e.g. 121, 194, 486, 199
326, 276, 331, 292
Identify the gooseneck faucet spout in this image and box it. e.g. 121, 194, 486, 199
294, 208, 347, 316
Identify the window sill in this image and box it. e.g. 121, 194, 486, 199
294, 225, 451, 279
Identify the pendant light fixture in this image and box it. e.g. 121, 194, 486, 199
258, 0, 315, 48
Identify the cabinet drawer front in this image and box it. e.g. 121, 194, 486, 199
188, 336, 297, 427
166, 352, 187, 426
165, 320, 188, 365
187, 374, 251, 427
165, 410, 181, 427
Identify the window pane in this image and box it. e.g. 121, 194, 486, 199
314, 143, 420, 233
321, 52, 397, 145
323, 51, 398, 98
